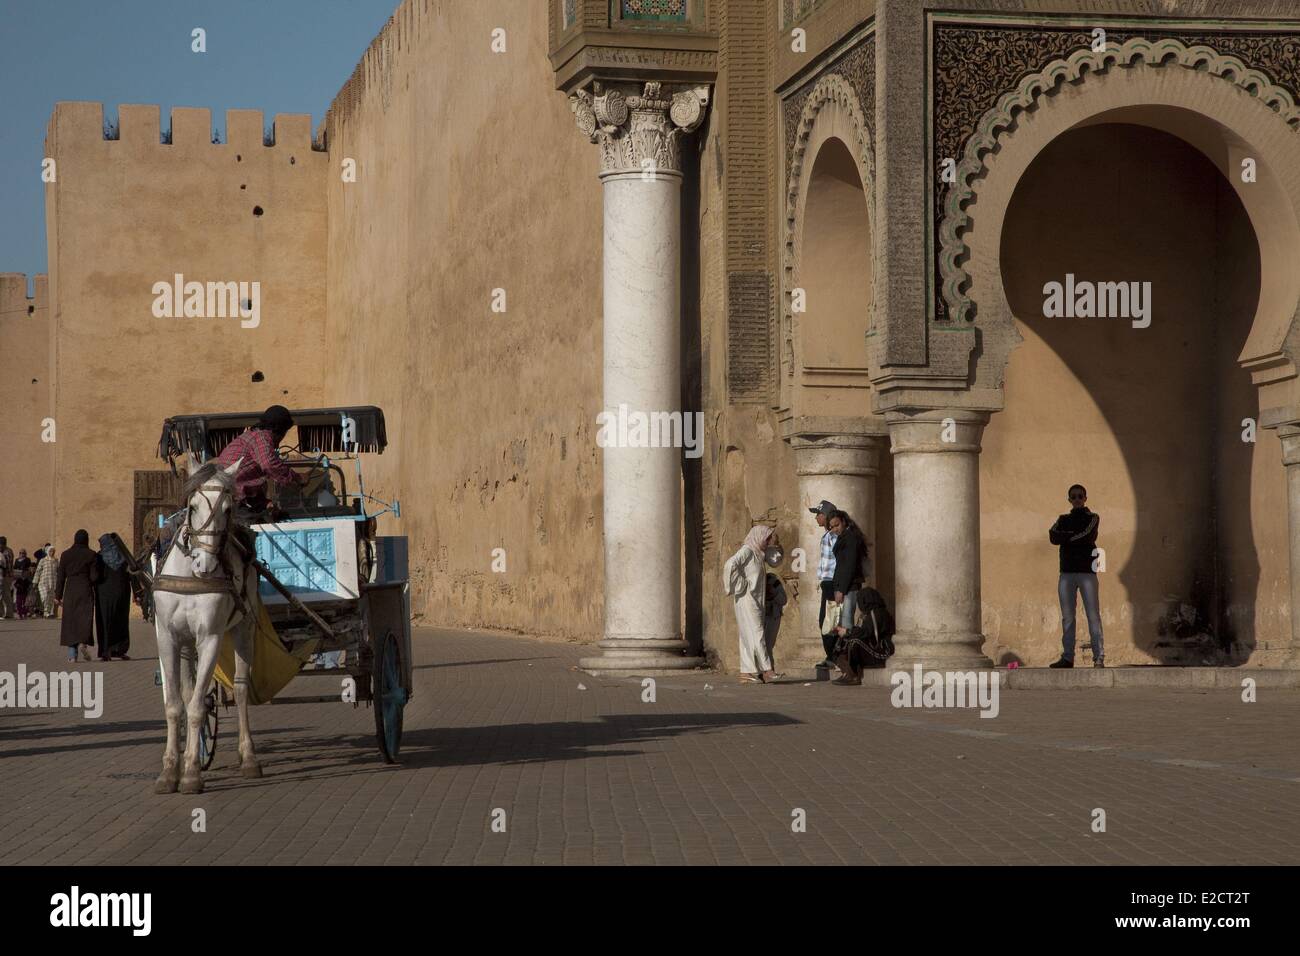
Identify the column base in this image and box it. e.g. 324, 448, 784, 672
889, 631, 994, 671
579, 638, 706, 676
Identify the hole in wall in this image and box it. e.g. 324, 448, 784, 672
290, 156, 296, 165
252, 206, 263, 217
251, 371, 264, 383
240, 184, 246, 190
27, 305, 34, 315
236, 154, 242, 162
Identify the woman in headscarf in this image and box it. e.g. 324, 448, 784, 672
95, 534, 132, 660
56, 529, 99, 662
723, 524, 783, 684
12, 549, 33, 619
35, 546, 59, 619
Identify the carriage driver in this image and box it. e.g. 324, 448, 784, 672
213, 404, 310, 525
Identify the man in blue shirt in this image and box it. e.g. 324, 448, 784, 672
810, 499, 839, 667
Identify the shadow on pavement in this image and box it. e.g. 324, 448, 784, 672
243, 711, 804, 780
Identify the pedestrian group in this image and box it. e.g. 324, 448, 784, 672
722, 481, 1103, 683
0, 530, 134, 662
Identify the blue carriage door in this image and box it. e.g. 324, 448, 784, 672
256, 527, 338, 597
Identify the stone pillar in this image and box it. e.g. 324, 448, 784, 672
1262, 426, 1300, 667
887, 408, 993, 670
570, 81, 710, 676
788, 431, 883, 671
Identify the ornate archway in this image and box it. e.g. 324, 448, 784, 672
781, 72, 876, 411
950, 38, 1300, 667
778, 72, 891, 671
946, 38, 1300, 395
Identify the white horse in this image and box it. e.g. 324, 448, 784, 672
152, 458, 261, 794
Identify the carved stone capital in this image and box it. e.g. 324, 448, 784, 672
570, 81, 710, 178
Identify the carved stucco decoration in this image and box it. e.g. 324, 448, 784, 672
570, 81, 710, 175
937, 36, 1300, 325
782, 36, 875, 180
781, 73, 875, 389
932, 23, 1300, 323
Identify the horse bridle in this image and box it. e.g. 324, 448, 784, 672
154, 477, 249, 623
178, 478, 234, 566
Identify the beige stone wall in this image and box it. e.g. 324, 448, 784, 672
985, 123, 1287, 665
44, 102, 327, 550
0, 274, 54, 549
322, 0, 603, 639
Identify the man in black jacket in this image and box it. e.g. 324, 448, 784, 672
828, 510, 867, 638
1049, 484, 1104, 668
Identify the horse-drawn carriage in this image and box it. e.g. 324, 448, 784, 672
132, 406, 411, 793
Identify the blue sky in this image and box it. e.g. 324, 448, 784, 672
0, 0, 402, 285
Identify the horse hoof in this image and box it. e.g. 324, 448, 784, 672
153, 776, 179, 795
179, 776, 204, 794
241, 762, 263, 779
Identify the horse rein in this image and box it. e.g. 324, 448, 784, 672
154, 477, 248, 614
178, 479, 233, 561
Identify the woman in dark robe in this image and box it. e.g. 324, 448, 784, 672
95, 534, 132, 660
56, 529, 99, 662
12, 550, 33, 619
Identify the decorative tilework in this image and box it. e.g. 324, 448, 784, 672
622, 0, 687, 22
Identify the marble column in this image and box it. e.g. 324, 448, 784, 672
887, 408, 993, 670
1262, 425, 1300, 667
571, 81, 710, 675
789, 431, 883, 670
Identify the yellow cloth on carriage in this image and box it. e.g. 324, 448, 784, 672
213, 601, 301, 705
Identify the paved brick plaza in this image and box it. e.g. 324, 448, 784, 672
2, 617, 1299, 866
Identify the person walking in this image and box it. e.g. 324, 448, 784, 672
808, 500, 839, 667
94, 534, 132, 660
0, 536, 14, 619
28, 549, 45, 617
1049, 484, 1104, 668
56, 530, 99, 662
829, 510, 868, 638
35, 546, 59, 619
12, 549, 33, 619
724, 524, 783, 684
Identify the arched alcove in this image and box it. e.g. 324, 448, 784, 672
797, 136, 874, 390
983, 120, 1285, 664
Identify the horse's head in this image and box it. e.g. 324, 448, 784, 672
183, 458, 241, 577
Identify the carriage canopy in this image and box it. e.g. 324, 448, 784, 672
158, 406, 388, 464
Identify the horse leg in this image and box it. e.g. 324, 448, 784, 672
232, 614, 262, 778
180, 633, 223, 795
154, 628, 183, 795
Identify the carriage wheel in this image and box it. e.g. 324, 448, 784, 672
199, 688, 219, 770
372, 630, 406, 763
